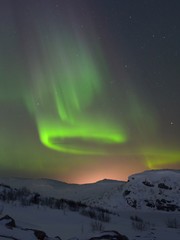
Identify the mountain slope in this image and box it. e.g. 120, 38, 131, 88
0, 169, 180, 212
0, 170, 180, 240
122, 170, 180, 211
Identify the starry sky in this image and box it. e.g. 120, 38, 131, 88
0, 0, 180, 183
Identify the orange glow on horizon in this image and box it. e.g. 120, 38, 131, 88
56, 157, 146, 184
64, 165, 136, 184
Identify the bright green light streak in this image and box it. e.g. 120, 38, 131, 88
26, 33, 127, 154
39, 122, 126, 155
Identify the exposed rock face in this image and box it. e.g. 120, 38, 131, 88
33, 229, 47, 240
123, 170, 180, 211
0, 215, 16, 228
0, 214, 61, 240
89, 230, 129, 240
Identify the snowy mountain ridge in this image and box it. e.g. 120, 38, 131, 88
0, 170, 180, 240
0, 169, 180, 212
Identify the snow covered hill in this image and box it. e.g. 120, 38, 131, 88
0, 214, 61, 240
122, 170, 180, 211
0, 170, 180, 213
0, 170, 180, 240
0, 177, 125, 212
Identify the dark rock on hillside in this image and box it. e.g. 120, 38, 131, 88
0, 214, 61, 240
0, 183, 11, 189
0, 215, 16, 228
158, 183, 172, 190
23, 228, 48, 240
33, 229, 47, 240
123, 190, 131, 196
89, 230, 129, 240
55, 237, 62, 240
155, 199, 179, 211
142, 180, 154, 187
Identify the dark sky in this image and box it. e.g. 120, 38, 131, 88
0, 0, 180, 183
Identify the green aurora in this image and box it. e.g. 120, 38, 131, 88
26, 33, 127, 155
0, 1, 179, 182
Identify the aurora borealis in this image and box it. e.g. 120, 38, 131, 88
0, 0, 180, 183
27, 31, 126, 155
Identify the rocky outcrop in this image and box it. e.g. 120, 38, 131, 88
89, 230, 129, 240
0, 214, 61, 240
123, 170, 180, 211
30, 229, 47, 240
0, 215, 16, 228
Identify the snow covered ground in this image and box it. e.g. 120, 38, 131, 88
0, 170, 180, 240
0, 202, 180, 240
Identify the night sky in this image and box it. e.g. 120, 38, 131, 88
0, 0, 180, 183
